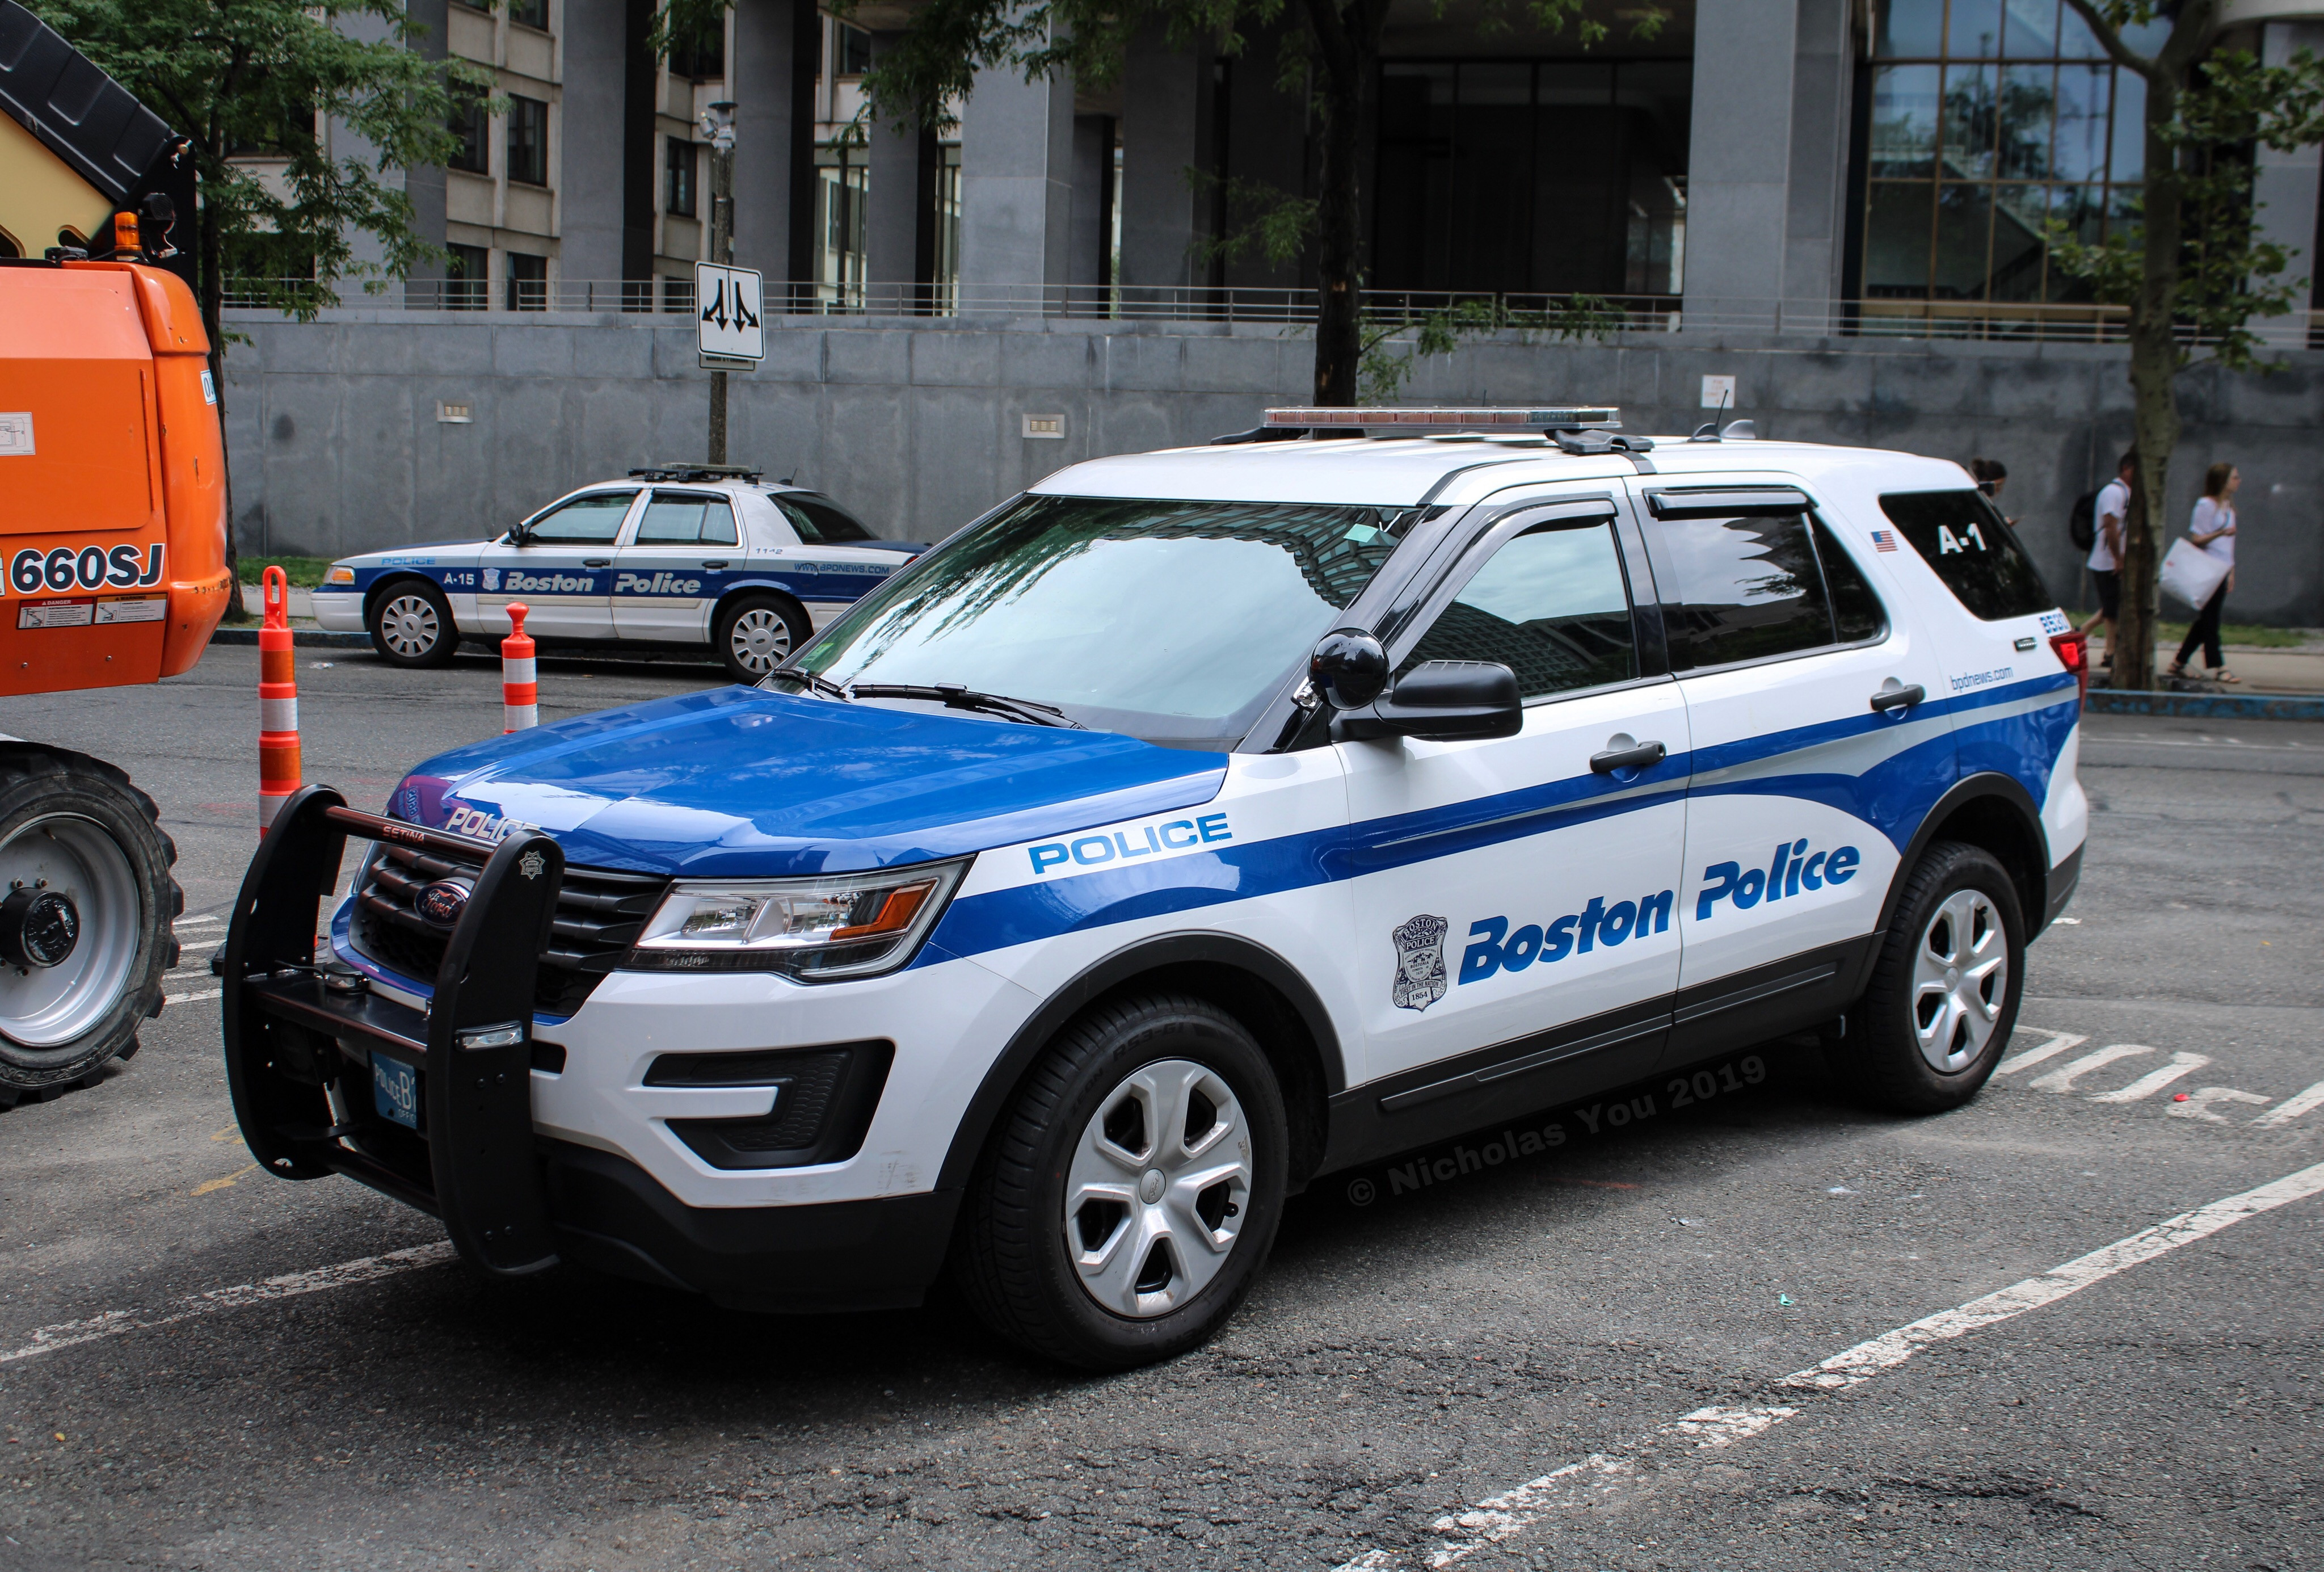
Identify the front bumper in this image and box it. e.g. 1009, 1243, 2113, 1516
311, 587, 364, 633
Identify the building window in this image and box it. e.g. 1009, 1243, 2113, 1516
448, 90, 489, 175
667, 137, 697, 217
506, 95, 548, 187
507, 0, 549, 28
1372, 60, 1690, 300
508, 250, 548, 310
812, 142, 868, 307
446, 242, 489, 310
833, 20, 872, 77
670, 15, 725, 79
932, 142, 962, 313
1859, 0, 2170, 313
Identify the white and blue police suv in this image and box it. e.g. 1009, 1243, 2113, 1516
309, 467, 916, 682
225, 408, 2089, 1369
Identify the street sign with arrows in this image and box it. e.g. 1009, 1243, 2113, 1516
695, 262, 763, 368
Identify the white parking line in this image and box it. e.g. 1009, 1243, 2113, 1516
2029, 1044, 2152, 1094
1333, 1159, 2324, 1570
1991, 1029, 2086, 1076
2253, 1080, 2324, 1128
0, 1242, 456, 1367
2090, 1051, 2211, 1103
2174, 1087, 2273, 1123
163, 989, 221, 1006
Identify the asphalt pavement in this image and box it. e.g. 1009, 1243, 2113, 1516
1, 648, 2318, 1571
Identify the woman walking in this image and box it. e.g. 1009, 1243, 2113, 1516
2169, 463, 2240, 683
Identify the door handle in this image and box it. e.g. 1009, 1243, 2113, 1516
1590, 739, 1667, 775
700, 560, 729, 569
1869, 684, 1926, 713
583, 557, 612, 568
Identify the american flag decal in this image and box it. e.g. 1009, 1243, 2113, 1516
1871, 529, 1900, 552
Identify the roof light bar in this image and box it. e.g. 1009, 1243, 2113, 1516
1262, 406, 1621, 432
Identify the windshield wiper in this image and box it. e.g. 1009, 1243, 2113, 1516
763, 667, 852, 700
847, 682, 1085, 729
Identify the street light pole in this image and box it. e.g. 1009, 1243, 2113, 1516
702, 100, 736, 466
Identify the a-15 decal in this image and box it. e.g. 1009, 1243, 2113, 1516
9, 543, 166, 595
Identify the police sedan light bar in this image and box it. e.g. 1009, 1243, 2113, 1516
1262, 406, 1620, 431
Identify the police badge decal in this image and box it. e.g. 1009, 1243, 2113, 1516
1390, 914, 1449, 1011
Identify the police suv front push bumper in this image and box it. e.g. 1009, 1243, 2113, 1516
221, 785, 957, 1310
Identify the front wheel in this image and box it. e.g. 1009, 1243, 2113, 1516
0, 746, 180, 1103
714, 594, 810, 684
955, 994, 1289, 1370
1841, 839, 2024, 1114
368, 579, 459, 668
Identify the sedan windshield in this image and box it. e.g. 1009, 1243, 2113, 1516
784, 495, 1408, 748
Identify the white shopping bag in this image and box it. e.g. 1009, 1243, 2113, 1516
2161, 537, 2229, 610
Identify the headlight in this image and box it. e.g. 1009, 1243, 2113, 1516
624, 858, 970, 981
323, 565, 356, 585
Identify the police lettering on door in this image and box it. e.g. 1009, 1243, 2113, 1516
617, 571, 705, 595
1696, 838, 1859, 919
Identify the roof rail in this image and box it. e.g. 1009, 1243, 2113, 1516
627, 464, 764, 483
1259, 405, 1622, 435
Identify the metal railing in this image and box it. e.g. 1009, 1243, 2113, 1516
216, 277, 2320, 348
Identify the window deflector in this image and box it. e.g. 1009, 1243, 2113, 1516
1644, 486, 1813, 519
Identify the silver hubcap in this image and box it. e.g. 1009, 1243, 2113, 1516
377, 594, 441, 658
728, 608, 793, 675
0, 816, 142, 1050
1064, 1059, 1253, 1319
1912, 888, 2007, 1073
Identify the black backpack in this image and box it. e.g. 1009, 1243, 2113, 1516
2069, 489, 2099, 552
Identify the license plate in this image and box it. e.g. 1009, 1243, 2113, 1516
372, 1053, 419, 1129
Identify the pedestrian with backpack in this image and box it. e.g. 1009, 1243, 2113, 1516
2167, 463, 2240, 683
2077, 450, 2134, 675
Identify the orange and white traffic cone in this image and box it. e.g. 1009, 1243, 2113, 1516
257, 566, 300, 835
502, 602, 537, 733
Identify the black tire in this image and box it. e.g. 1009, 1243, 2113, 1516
1841, 840, 2024, 1114
714, 593, 810, 684
955, 993, 1290, 1371
0, 745, 180, 1103
367, 577, 459, 667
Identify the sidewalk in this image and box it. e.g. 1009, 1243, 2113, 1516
2087, 638, 2324, 696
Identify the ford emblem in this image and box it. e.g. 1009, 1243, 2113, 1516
416, 879, 472, 930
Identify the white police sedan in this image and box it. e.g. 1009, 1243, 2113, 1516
311, 466, 920, 682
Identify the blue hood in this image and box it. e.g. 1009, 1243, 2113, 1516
391, 687, 1229, 877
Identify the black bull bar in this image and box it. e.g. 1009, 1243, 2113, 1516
222, 784, 567, 1277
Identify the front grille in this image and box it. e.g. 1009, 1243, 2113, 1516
348, 838, 668, 1018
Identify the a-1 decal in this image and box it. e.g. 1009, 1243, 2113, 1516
7, 543, 165, 596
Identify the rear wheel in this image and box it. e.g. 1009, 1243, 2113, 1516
368, 579, 458, 667
0, 747, 179, 1104
1841, 840, 2023, 1113
715, 594, 809, 684
955, 994, 1288, 1370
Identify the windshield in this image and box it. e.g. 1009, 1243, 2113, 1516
784, 495, 1408, 747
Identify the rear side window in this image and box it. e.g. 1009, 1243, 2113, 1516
1652, 512, 1834, 669
637, 491, 739, 545
1813, 518, 1888, 642
1877, 491, 2055, 620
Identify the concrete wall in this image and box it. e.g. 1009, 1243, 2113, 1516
218, 312, 2324, 627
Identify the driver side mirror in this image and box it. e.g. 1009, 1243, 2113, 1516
1330, 660, 1523, 743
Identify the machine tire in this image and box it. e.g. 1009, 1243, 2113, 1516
367, 578, 460, 667
954, 993, 1289, 1371
0, 745, 180, 1104
714, 593, 810, 684
1840, 840, 2024, 1115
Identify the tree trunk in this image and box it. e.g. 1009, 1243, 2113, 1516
199, 157, 249, 624
2116, 76, 2186, 692
1298, 0, 1385, 407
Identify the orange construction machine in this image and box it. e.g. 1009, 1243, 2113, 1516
0, 3, 233, 1102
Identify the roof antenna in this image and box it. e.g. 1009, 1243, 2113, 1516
1690, 385, 1732, 443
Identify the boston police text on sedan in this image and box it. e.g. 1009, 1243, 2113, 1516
225, 409, 2089, 1370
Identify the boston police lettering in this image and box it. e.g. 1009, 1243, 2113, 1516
1696, 838, 1859, 920
1459, 889, 1676, 985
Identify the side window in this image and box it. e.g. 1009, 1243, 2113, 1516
1812, 518, 1888, 642
1877, 490, 2056, 620
636, 491, 738, 545
1400, 515, 1639, 699
1653, 511, 1833, 669
781, 494, 877, 544
525, 490, 635, 545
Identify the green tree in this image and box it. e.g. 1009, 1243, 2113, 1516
2052, 0, 2324, 688
28, 0, 493, 610
841, 0, 1659, 406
